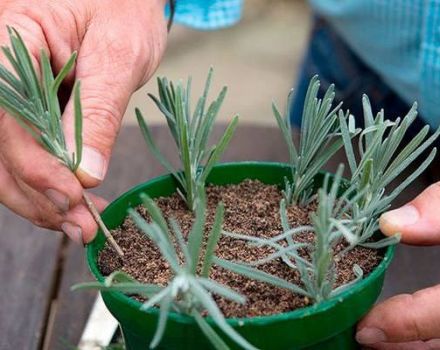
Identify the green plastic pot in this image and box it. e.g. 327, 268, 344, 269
86, 162, 395, 350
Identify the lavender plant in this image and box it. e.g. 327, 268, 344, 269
0, 27, 123, 255
223, 93, 439, 303
339, 96, 440, 249
222, 166, 364, 302
74, 192, 259, 350
73, 69, 439, 348
136, 68, 239, 211
272, 76, 358, 206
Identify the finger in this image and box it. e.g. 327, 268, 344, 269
62, 5, 167, 188
364, 339, 440, 350
356, 285, 440, 346
0, 116, 85, 212
0, 22, 85, 213
380, 182, 440, 245
0, 157, 40, 222
63, 192, 108, 244
62, 28, 148, 188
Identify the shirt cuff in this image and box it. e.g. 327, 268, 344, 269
166, 0, 243, 30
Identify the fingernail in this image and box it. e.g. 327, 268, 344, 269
381, 205, 419, 229
45, 189, 69, 212
427, 339, 440, 349
61, 222, 83, 244
356, 328, 387, 345
79, 146, 106, 180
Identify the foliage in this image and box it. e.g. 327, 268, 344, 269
272, 76, 358, 206
136, 68, 239, 211
74, 70, 440, 349
74, 191, 259, 350
222, 165, 364, 302
0, 27, 83, 171
0, 27, 124, 256
224, 93, 439, 303
339, 96, 440, 248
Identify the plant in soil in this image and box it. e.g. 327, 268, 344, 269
0, 27, 123, 256
272, 76, 357, 206
74, 70, 439, 350
75, 191, 260, 350
136, 67, 239, 212
221, 165, 365, 303
338, 97, 439, 249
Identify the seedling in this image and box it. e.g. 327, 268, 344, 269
222, 165, 364, 303
0, 28, 123, 256
74, 72, 439, 349
136, 68, 239, 211
75, 192, 259, 350
272, 76, 358, 206
339, 96, 440, 249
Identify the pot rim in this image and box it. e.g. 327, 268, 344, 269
86, 161, 395, 327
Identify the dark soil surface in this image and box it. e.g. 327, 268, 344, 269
98, 180, 382, 318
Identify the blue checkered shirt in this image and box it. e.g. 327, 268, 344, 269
171, 0, 242, 30
173, 0, 440, 128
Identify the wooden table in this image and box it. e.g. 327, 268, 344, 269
1, 125, 439, 350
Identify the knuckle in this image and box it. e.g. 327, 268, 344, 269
419, 182, 440, 204
82, 96, 121, 150
16, 161, 46, 186
393, 293, 424, 340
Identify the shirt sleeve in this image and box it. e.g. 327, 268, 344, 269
166, 0, 243, 30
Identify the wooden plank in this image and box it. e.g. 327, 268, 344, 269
0, 209, 62, 350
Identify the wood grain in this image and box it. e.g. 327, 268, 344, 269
0, 211, 61, 350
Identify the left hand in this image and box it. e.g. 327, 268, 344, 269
356, 183, 440, 349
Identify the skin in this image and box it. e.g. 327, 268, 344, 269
0, 0, 168, 243
1, 0, 439, 347
356, 183, 440, 348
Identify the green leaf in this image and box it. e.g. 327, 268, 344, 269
71, 281, 162, 297
213, 257, 310, 297
149, 294, 172, 349
339, 110, 357, 174
140, 193, 171, 240
193, 311, 230, 350
72, 80, 83, 171
140, 286, 172, 312
136, 108, 181, 186
187, 189, 207, 273
360, 234, 401, 249
201, 203, 224, 277
201, 115, 238, 183
129, 209, 181, 273
273, 100, 298, 164
52, 51, 77, 93
169, 218, 192, 266
189, 280, 259, 350
0, 27, 83, 173
197, 277, 246, 304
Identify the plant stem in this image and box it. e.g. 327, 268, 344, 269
82, 192, 124, 257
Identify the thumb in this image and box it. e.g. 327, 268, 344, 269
356, 285, 440, 346
62, 24, 156, 188
379, 182, 440, 245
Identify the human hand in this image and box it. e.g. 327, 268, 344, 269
356, 183, 440, 349
0, 0, 168, 243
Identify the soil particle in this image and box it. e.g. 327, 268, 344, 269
98, 179, 381, 318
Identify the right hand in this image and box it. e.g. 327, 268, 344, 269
0, 0, 168, 243
354, 182, 440, 349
